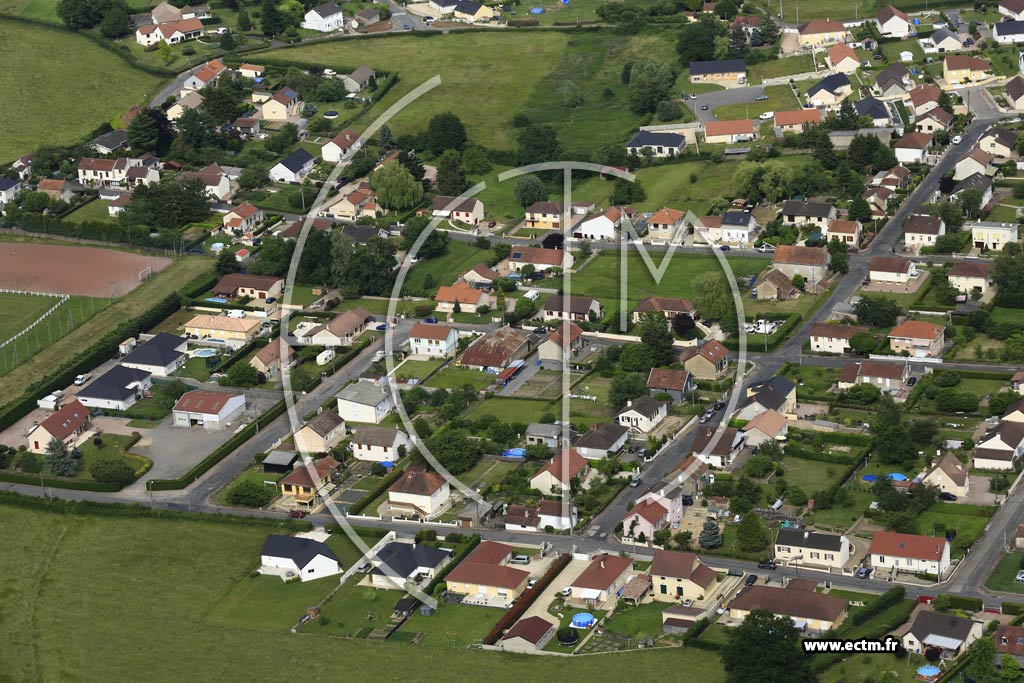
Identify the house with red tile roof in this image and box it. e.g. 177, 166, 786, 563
568, 553, 634, 607
888, 320, 945, 357
27, 400, 91, 454
869, 531, 951, 577
388, 466, 450, 517
530, 448, 589, 493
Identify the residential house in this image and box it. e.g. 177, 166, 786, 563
135, 18, 203, 46
350, 426, 410, 463
974, 421, 1024, 470
808, 323, 868, 354
435, 281, 488, 314
923, 27, 963, 52
691, 425, 745, 468
622, 495, 672, 540
76, 365, 151, 411
689, 59, 746, 83
953, 173, 994, 209
971, 221, 1018, 251
525, 423, 565, 449
626, 131, 685, 158
693, 215, 723, 243
980, 126, 1019, 158
825, 218, 861, 245
432, 195, 485, 226
260, 87, 302, 121
917, 107, 954, 135
321, 129, 362, 163
0, 178, 20, 207
904, 214, 945, 249
864, 185, 893, 215
774, 108, 823, 134
735, 375, 798, 421
459, 263, 501, 289
869, 256, 918, 285
888, 320, 945, 357
649, 550, 716, 602
342, 65, 375, 93
171, 391, 246, 430
870, 531, 951, 577
355, 7, 380, 24
704, 119, 755, 144
445, 541, 530, 607
181, 59, 226, 91
721, 210, 759, 245
995, 625, 1024, 667
453, 0, 494, 22
908, 84, 941, 116
797, 18, 848, 47
11, 154, 32, 180
319, 187, 382, 221
781, 200, 836, 228
508, 246, 572, 272
828, 43, 860, 73
1006, 75, 1024, 111
388, 466, 450, 517
120, 332, 188, 377
460, 327, 535, 371
260, 534, 340, 581
505, 499, 577, 531
183, 314, 260, 347
530, 448, 589, 493
644, 207, 686, 241
429, 0, 457, 12
36, 179, 73, 203
943, 55, 993, 84
269, 148, 315, 183
771, 245, 831, 283
902, 609, 983, 657
221, 202, 264, 235
301, 1, 345, 31
183, 162, 231, 201
922, 451, 970, 497
250, 340, 294, 378
994, 19, 1024, 44
409, 323, 458, 358
336, 379, 394, 424
728, 582, 847, 633
894, 132, 934, 164
277, 456, 342, 508
238, 63, 265, 79
77, 157, 154, 188
681, 339, 729, 380
754, 268, 799, 301
633, 297, 696, 326
775, 528, 851, 570
89, 129, 129, 154
856, 97, 893, 126
947, 261, 993, 295
293, 411, 346, 454
837, 361, 909, 393
367, 541, 451, 590
541, 294, 602, 323
166, 91, 204, 122
537, 321, 585, 368
876, 4, 911, 37
573, 207, 621, 241
299, 308, 372, 347
568, 554, 633, 607
617, 396, 668, 434
953, 147, 995, 181
500, 617, 557, 653
741, 409, 788, 448
875, 63, 912, 97
27, 400, 90, 454
575, 422, 629, 460
806, 73, 853, 107
1001, 0, 1024, 20
524, 201, 565, 230
212, 273, 283, 301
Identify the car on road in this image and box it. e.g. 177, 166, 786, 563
527, 579, 537, 589
755, 95, 769, 102
718, 244, 731, 251
403, 22, 411, 30
375, 323, 388, 331
759, 111, 774, 120
744, 574, 758, 586
533, 326, 547, 334
701, 103, 708, 110
630, 478, 641, 488
756, 243, 776, 252
74, 374, 90, 385
714, 401, 726, 411
757, 560, 777, 570
856, 566, 872, 579
939, 492, 958, 502
952, 135, 962, 144
424, 316, 439, 323
1016, 570, 1024, 584
289, 510, 307, 518
699, 410, 714, 424
423, 16, 434, 23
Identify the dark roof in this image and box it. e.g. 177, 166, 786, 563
776, 528, 844, 552
576, 422, 628, 450
454, 0, 483, 13
953, 172, 992, 195
627, 131, 685, 148
721, 211, 751, 227
77, 365, 151, 401
876, 63, 909, 88
855, 97, 889, 120
689, 59, 746, 76
650, 550, 715, 588
745, 375, 796, 411
782, 200, 835, 218
310, 1, 343, 16
460, 327, 533, 368
276, 148, 315, 173
618, 395, 665, 420
544, 294, 597, 315
931, 27, 959, 43
502, 616, 555, 644
904, 214, 943, 235
0, 178, 20, 191
370, 541, 450, 578
340, 223, 384, 243
907, 609, 977, 642
807, 73, 851, 97
1008, 76, 1024, 103
728, 584, 847, 622
351, 425, 402, 447
691, 426, 740, 456
997, 19, 1024, 35
90, 129, 129, 151
304, 410, 345, 436
121, 333, 186, 368
260, 534, 337, 568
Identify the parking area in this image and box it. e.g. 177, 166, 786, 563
687, 85, 768, 122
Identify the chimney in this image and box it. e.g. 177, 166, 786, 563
804, 531, 809, 540
627, 399, 633, 407
600, 559, 605, 569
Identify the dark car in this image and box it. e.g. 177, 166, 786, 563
718, 245, 731, 251
908, 376, 918, 386
289, 510, 307, 518
856, 566, 872, 579
681, 495, 694, 506
939, 492, 958, 502
424, 316, 439, 323
701, 103, 709, 110
186, 248, 203, 255
375, 323, 387, 331
714, 401, 726, 411
946, 529, 957, 541
757, 560, 777, 570
744, 574, 758, 586
755, 94, 769, 101
534, 326, 547, 334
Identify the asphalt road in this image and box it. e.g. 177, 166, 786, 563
687, 85, 769, 123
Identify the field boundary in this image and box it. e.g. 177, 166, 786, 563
0, 289, 69, 351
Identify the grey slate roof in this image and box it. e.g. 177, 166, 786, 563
77, 365, 151, 401
276, 148, 315, 173
776, 528, 844, 552
627, 131, 685, 148
689, 59, 746, 76
369, 542, 451, 579
807, 73, 850, 97
121, 333, 186, 368
855, 97, 889, 120
261, 534, 337, 568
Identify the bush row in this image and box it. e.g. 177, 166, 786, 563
482, 552, 571, 645
0, 470, 121, 491
939, 595, 983, 611
423, 534, 481, 598
147, 400, 287, 490
850, 586, 907, 626
346, 466, 405, 515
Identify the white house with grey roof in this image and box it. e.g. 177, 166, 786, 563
350, 426, 410, 462
367, 541, 452, 590
526, 423, 569, 449
260, 533, 341, 581
301, 1, 345, 31
721, 211, 758, 245
76, 365, 152, 411
269, 148, 315, 183
616, 396, 668, 433
902, 609, 983, 657
120, 333, 188, 377
336, 380, 394, 424
774, 528, 851, 570
626, 131, 685, 158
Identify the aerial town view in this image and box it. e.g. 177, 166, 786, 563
7, 0, 1024, 679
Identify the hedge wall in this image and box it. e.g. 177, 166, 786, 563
423, 534, 481, 597
147, 400, 287, 490
346, 466, 405, 515
0, 470, 121, 492
722, 314, 803, 353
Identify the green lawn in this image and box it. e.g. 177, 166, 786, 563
713, 85, 799, 121
174, 356, 217, 382
985, 551, 1024, 593
0, 19, 161, 164
63, 199, 115, 224
602, 601, 667, 639
748, 54, 815, 84
426, 366, 495, 391
0, 0, 61, 21
764, 457, 845, 495
457, 459, 521, 492
394, 358, 445, 381
986, 204, 1018, 223
880, 39, 925, 65
215, 467, 284, 506
396, 602, 502, 647
404, 241, 492, 295
67, 433, 148, 482
0, 293, 111, 376
782, 365, 840, 402
286, 284, 322, 308
468, 397, 552, 423
915, 503, 993, 559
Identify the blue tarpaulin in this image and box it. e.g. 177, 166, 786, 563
861, 474, 878, 482
530, 7, 544, 13
502, 448, 526, 459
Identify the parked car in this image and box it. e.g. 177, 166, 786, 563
681, 495, 694, 506
856, 566, 872, 579
73, 374, 90, 386
757, 560, 777, 570
718, 244, 731, 251
1016, 570, 1024, 584
630, 478, 641, 488
744, 574, 758, 586
759, 111, 774, 120
561, 586, 573, 596
939, 492, 958, 501
375, 323, 387, 331
527, 579, 537, 589
714, 401, 726, 411
701, 103, 709, 110
699, 411, 714, 424
907, 376, 917, 386
289, 510, 307, 518
755, 95, 769, 102
952, 135, 962, 144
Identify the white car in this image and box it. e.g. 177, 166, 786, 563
759, 111, 774, 120
952, 135, 962, 144
73, 374, 90, 386
1016, 570, 1024, 584
423, 16, 435, 23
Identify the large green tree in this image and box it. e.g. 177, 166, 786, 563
628, 60, 675, 115
691, 271, 737, 332
370, 161, 424, 210
698, 517, 722, 549
126, 108, 171, 155
119, 178, 210, 230
98, 3, 132, 38
426, 112, 468, 155
516, 124, 560, 166
331, 234, 398, 297
513, 174, 545, 208
44, 438, 77, 478
722, 610, 815, 683
637, 312, 674, 367
853, 295, 902, 327
608, 372, 648, 409
435, 149, 467, 196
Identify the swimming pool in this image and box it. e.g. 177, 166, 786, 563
192, 348, 218, 358
205, 297, 228, 304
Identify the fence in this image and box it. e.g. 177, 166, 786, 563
0, 289, 70, 351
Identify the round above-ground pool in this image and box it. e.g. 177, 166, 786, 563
556, 627, 579, 646
324, 111, 339, 119
192, 348, 218, 358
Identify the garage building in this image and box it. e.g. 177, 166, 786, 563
172, 390, 246, 429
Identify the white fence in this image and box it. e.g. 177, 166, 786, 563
0, 289, 70, 351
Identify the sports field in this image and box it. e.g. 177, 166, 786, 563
0, 499, 728, 681
0, 243, 171, 297
0, 19, 161, 163
0, 293, 110, 375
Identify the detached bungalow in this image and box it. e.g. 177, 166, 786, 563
435, 281, 488, 313
837, 361, 909, 393
632, 296, 696, 325
869, 256, 917, 285
828, 43, 860, 73
740, 408, 788, 448
647, 368, 695, 403
943, 55, 992, 84
902, 609, 983, 658
689, 59, 746, 83
704, 119, 755, 145
1006, 75, 1024, 111
774, 109, 822, 134
541, 294, 603, 323
269, 148, 315, 183
626, 131, 685, 158
887, 320, 945, 357
445, 541, 529, 607
691, 425, 744, 468
573, 207, 622, 241
293, 410, 346, 454
321, 129, 362, 163
575, 422, 628, 460
530, 448, 589, 493
260, 534, 340, 582
616, 395, 668, 434
806, 73, 853, 107
904, 214, 945, 249
460, 327, 535, 371
728, 582, 847, 633
184, 314, 260, 347
76, 365, 152, 411
568, 554, 633, 607
797, 18, 848, 47
922, 451, 970, 497
870, 531, 951, 577
249, 335, 294, 376
508, 246, 572, 272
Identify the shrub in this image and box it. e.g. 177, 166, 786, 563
14, 451, 41, 473
226, 479, 277, 507
89, 457, 136, 485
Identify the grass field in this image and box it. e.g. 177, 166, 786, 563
469, 397, 552, 423
394, 358, 446, 381
396, 602, 502, 647
0, 19, 161, 164
748, 54, 815, 83
985, 551, 1024, 593
404, 241, 492, 294
0, 501, 731, 680
63, 198, 116, 224
426, 366, 495, 391
0, 293, 111, 376
0, 254, 214, 411
262, 30, 678, 155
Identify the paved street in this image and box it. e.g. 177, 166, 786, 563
687, 85, 768, 123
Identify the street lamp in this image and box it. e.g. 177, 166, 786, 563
10, 251, 17, 291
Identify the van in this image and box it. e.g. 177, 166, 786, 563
510, 555, 531, 565
357, 561, 371, 573
227, 309, 246, 319
523, 289, 540, 301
